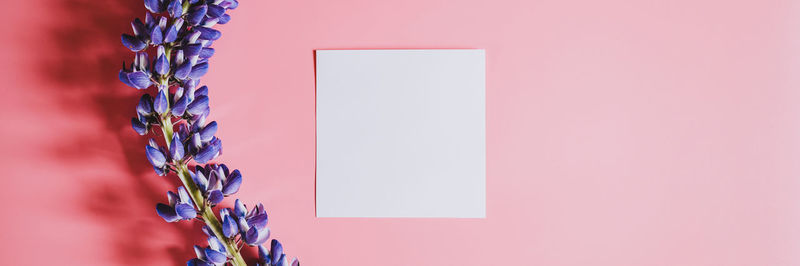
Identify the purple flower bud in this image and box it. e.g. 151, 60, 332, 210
132, 117, 147, 135
202, 18, 219, 27
187, 30, 202, 44
144, 0, 164, 13
187, 5, 208, 25
211, 137, 223, 156
200, 121, 217, 141
118, 70, 135, 88
170, 134, 184, 160
208, 236, 227, 254
137, 94, 154, 115
131, 18, 147, 37
222, 170, 241, 196
218, 14, 231, 24
185, 79, 199, 93
204, 248, 226, 264
207, 172, 220, 191
199, 48, 215, 59
191, 109, 209, 128
178, 186, 194, 205
126, 71, 152, 89
194, 175, 209, 196
174, 61, 193, 80
222, 213, 238, 238
255, 203, 266, 216
156, 203, 180, 222
172, 94, 189, 116
187, 95, 209, 115
234, 199, 247, 217
270, 239, 284, 263
121, 34, 147, 51
207, 4, 225, 18
258, 245, 270, 263
168, 0, 183, 17
244, 226, 269, 246
145, 145, 167, 168
189, 62, 209, 79
145, 11, 155, 26
208, 190, 224, 205
226, 0, 239, 9
154, 47, 170, 75
184, 43, 203, 58
247, 213, 268, 230
194, 143, 219, 164
196, 27, 221, 40
195, 85, 209, 98
291, 258, 300, 266
218, 164, 230, 178
237, 216, 249, 233
154, 89, 169, 114
164, 21, 180, 43
150, 26, 163, 45
176, 203, 197, 219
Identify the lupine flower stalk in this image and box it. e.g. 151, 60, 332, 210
120, 1, 299, 265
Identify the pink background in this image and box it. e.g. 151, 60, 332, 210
2, 0, 800, 265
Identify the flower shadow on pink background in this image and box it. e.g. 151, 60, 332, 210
22, 0, 199, 264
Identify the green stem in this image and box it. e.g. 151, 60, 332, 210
160, 103, 247, 265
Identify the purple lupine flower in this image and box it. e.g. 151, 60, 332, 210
172, 94, 190, 116
153, 89, 169, 114
257, 240, 300, 266
164, 18, 182, 43
167, 0, 183, 18
192, 164, 241, 206
204, 236, 229, 264
233, 199, 270, 246
120, 0, 297, 264
143, 0, 164, 13
189, 62, 210, 79
187, 95, 209, 115
220, 208, 239, 238
156, 187, 197, 222
190, 235, 229, 265
119, 64, 152, 89
187, 5, 208, 26
199, 121, 217, 141
170, 134, 185, 161
131, 117, 148, 135
121, 34, 146, 51
154, 46, 170, 75
145, 143, 166, 169
136, 94, 153, 115
222, 169, 242, 195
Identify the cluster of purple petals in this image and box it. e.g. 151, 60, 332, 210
119, 0, 298, 265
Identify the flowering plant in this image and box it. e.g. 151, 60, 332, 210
119, 1, 298, 265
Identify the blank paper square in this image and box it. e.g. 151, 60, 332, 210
315, 49, 485, 218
